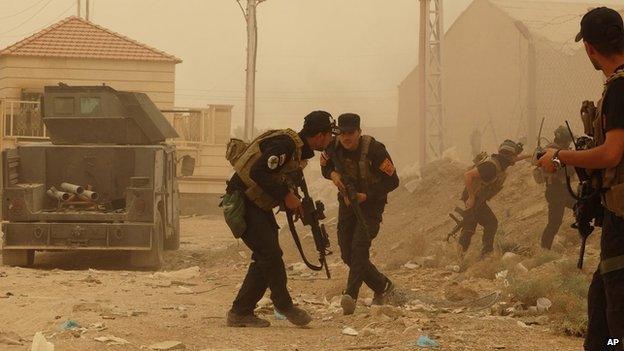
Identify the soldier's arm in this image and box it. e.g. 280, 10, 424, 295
464, 167, 480, 199
367, 142, 399, 200
320, 150, 335, 180
249, 135, 296, 202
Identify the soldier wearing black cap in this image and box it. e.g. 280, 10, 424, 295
539, 7, 624, 351
320, 113, 399, 315
225, 110, 335, 328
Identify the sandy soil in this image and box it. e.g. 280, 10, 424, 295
0, 211, 583, 351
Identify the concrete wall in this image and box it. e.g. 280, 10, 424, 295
397, 0, 605, 164
0, 56, 176, 110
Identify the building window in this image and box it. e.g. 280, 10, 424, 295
80, 97, 101, 115
54, 97, 74, 115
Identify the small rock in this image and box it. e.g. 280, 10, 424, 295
403, 262, 419, 270
445, 265, 460, 273
149, 340, 186, 350
517, 320, 530, 328
360, 327, 378, 337
494, 345, 506, 349
94, 335, 129, 345
30, 332, 54, 351
502, 252, 518, 261
174, 286, 195, 295
341, 327, 358, 336
152, 266, 200, 281
495, 270, 508, 280
81, 275, 102, 284
536, 297, 552, 312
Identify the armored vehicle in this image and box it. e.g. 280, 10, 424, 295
1, 84, 186, 269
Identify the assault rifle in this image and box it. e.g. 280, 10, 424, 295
562, 120, 603, 269
447, 196, 485, 241
326, 150, 370, 238
285, 169, 332, 279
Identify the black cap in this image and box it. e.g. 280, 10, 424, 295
575, 7, 624, 44
302, 110, 334, 136
338, 113, 361, 132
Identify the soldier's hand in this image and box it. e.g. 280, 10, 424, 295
284, 191, 302, 211
357, 193, 367, 203
330, 171, 345, 191
465, 196, 475, 210
537, 148, 557, 173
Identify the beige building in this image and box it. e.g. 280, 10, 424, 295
0, 16, 232, 213
398, 0, 619, 164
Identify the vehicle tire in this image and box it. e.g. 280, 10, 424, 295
130, 210, 164, 270
2, 249, 34, 267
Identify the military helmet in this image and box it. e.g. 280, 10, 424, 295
554, 125, 573, 144
498, 139, 523, 156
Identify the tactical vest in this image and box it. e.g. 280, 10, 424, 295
594, 69, 624, 217
473, 156, 507, 201
334, 135, 381, 193
233, 129, 304, 211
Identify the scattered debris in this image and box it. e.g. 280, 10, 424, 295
149, 340, 186, 350
0, 331, 23, 346
30, 332, 54, 351
536, 297, 552, 312
274, 310, 286, 320
403, 262, 419, 270
81, 275, 102, 284
94, 335, 129, 345
153, 266, 200, 280
342, 327, 359, 336
59, 320, 80, 330
0, 272, 7, 278
408, 335, 439, 348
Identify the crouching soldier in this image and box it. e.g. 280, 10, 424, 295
223, 111, 335, 327
459, 140, 526, 259
320, 113, 399, 315
537, 126, 575, 250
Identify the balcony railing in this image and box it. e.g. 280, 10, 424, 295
1, 100, 47, 139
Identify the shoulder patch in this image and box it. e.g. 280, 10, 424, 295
267, 155, 280, 170
379, 158, 395, 176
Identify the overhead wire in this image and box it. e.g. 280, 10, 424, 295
0, 0, 47, 20
0, 0, 54, 36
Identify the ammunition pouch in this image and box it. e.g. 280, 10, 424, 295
604, 183, 624, 218
581, 100, 597, 137
220, 190, 247, 238
600, 254, 624, 275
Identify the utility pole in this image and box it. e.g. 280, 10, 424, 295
237, 0, 266, 141
86, 0, 90, 21
418, 0, 444, 164
77, 0, 81, 17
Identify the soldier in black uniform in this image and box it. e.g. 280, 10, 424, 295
320, 113, 399, 315
539, 126, 575, 250
459, 140, 525, 259
539, 7, 624, 350
225, 111, 335, 328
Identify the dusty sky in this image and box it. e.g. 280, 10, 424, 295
0, 0, 619, 131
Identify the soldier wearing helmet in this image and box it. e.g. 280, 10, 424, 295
538, 126, 575, 250
459, 139, 527, 259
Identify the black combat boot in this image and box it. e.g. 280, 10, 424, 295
226, 310, 271, 328
340, 294, 357, 315
372, 279, 395, 306
277, 306, 312, 326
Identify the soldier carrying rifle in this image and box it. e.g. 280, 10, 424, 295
538, 7, 624, 350
320, 113, 399, 315
455, 140, 526, 260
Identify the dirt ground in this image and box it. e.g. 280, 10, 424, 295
0, 210, 584, 351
